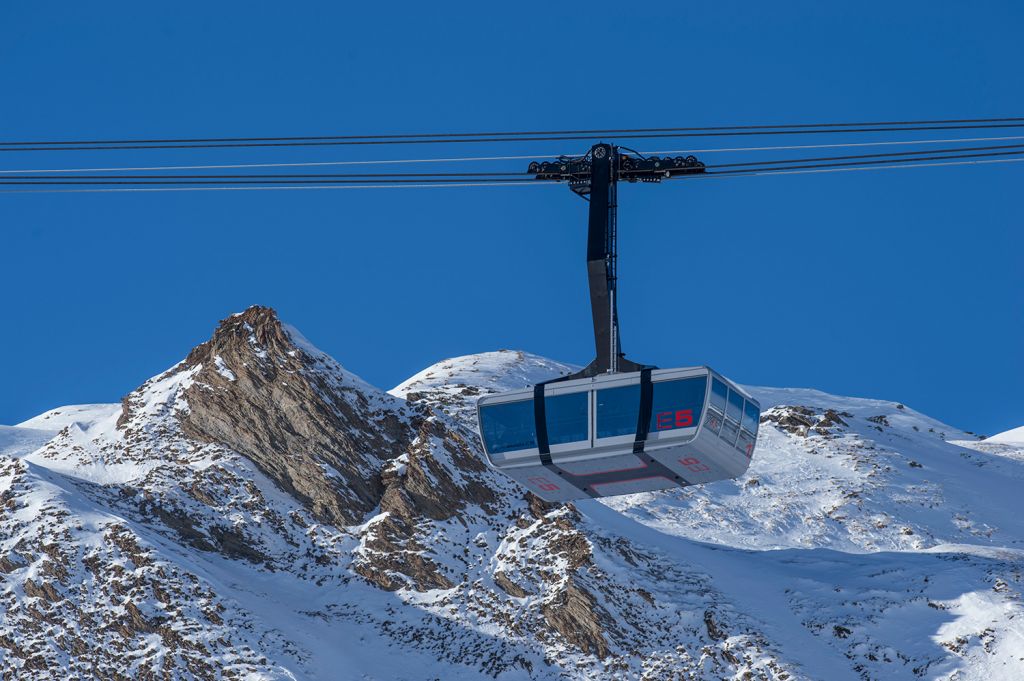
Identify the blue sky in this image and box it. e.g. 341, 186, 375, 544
1, 2, 1021, 435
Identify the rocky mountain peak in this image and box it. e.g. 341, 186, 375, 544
187, 305, 288, 364
113, 305, 417, 527
183, 305, 378, 394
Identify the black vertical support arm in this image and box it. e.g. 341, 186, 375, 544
585, 144, 616, 374
583, 144, 642, 377
525, 142, 707, 380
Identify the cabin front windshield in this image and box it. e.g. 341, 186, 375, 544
650, 376, 707, 432
479, 399, 536, 454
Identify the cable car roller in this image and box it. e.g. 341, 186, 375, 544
476, 143, 761, 502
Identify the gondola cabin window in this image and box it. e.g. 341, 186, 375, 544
596, 384, 641, 438
478, 399, 536, 454
650, 376, 707, 432
545, 392, 588, 445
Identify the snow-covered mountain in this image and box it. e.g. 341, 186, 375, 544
1, 306, 1021, 680
986, 425, 1024, 445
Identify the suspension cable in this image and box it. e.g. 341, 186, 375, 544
705, 142, 1024, 170
6, 122, 1024, 152
703, 148, 1024, 175
0, 171, 529, 181
0, 182, 560, 194
3, 157, 1021, 194
692, 156, 1024, 180
3, 143, 1022, 185
4, 134, 1024, 175
3, 116, 1023, 147
644, 134, 1024, 156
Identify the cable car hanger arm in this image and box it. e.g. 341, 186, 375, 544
527, 143, 705, 380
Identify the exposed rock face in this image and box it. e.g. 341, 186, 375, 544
0, 453, 267, 679
542, 583, 610, 658
172, 306, 414, 526
760, 404, 852, 438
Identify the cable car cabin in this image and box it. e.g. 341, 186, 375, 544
476, 367, 760, 502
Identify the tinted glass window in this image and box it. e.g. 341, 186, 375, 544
710, 378, 728, 412
596, 384, 640, 439
650, 376, 707, 432
704, 409, 723, 435
546, 392, 588, 446
726, 388, 743, 423
722, 418, 740, 444
737, 429, 756, 456
742, 401, 759, 433
479, 400, 536, 454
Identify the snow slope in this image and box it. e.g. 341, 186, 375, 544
987, 425, 1024, 444
16, 403, 121, 431
0, 425, 58, 459
602, 386, 1024, 553
1, 404, 120, 461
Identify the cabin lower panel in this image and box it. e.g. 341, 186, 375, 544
494, 430, 754, 502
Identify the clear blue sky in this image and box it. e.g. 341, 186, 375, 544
1, 2, 1021, 435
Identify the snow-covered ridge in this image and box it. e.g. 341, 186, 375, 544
389, 349, 578, 423
0, 424, 59, 459
281, 320, 385, 397
16, 403, 120, 431
987, 424, 1024, 444
748, 385, 978, 441
391, 349, 577, 397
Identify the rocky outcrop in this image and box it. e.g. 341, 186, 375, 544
542, 583, 610, 659
174, 306, 415, 526
760, 405, 852, 438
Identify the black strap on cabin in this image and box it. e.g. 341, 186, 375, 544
532, 381, 601, 498
632, 368, 654, 454
531, 369, 682, 499
624, 368, 686, 485
533, 383, 552, 465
